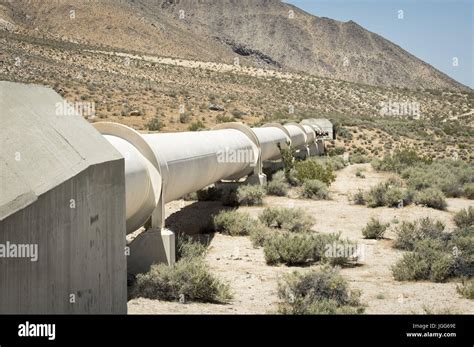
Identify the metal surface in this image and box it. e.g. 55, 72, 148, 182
95, 119, 330, 233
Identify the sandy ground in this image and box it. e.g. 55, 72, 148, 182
128, 164, 474, 314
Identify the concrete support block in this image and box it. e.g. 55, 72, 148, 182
245, 173, 267, 186
308, 143, 318, 157
127, 228, 175, 275
316, 140, 325, 155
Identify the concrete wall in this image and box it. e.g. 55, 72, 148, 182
0, 160, 127, 314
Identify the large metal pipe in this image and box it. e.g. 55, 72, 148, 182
283, 123, 307, 149
94, 119, 326, 234
142, 129, 258, 203
251, 123, 290, 161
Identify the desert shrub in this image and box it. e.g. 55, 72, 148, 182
392, 239, 454, 282
146, 117, 164, 131
132, 259, 232, 303
212, 210, 254, 236
197, 185, 241, 206
364, 180, 412, 208
365, 182, 388, 208
362, 218, 389, 239
176, 234, 207, 260
266, 171, 289, 196
179, 112, 191, 123
280, 147, 296, 182
294, 160, 335, 185
453, 207, 474, 228
393, 217, 446, 251
355, 169, 365, 178
188, 120, 205, 131
221, 186, 239, 206
196, 186, 223, 201
259, 207, 314, 233
321, 236, 360, 267
402, 159, 473, 198
383, 187, 411, 207
350, 154, 369, 164
463, 183, 474, 199
313, 156, 346, 171
350, 190, 366, 205
414, 188, 447, 210
327, 147, 345, 157
263, 232, 317, 266
249, 223, 272, 248
286, 168, 300, 186
450, 226, 474, 277
372, 149, 431, 173
236, 185, 265, 206
457, 278, 474, 299
301, 179, 329, 200
277, 267, 364, 314
263, 231, 356, 267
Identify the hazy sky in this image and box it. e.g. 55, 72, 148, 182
285, 0, 473, 88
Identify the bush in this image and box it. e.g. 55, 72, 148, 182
188, 121, 205, 131
350, 154, 369, 164
277, 267, 364, 314
364, 180, 412, 208
132, 259, 232, 303
176, 234, 207, 260
196, 186, 223, 201
249, 223, 272, 248
463, 183, 474, 199
259, 207, 314, 233
350, 190, 366, 205
384, 187, 410, 208
393, 217, 446, 251
365, 182, 388, 208
212, 210, 255, 236
322, 237, 360, 267
402, 159, 473, 198
392, 239, 454, 282
414, 188, 447, 210
179, 112, 191, 124
450, 226, 474, 277
301, 179, 329, 200
263, 232, 317, 266
237, 185, 265, 206
355, 169, 365, 178
294, 160, 335, 185
266, 171, 289, 196
362, 218, 389, 239
263, 231, 356, 267
372, 149, 431, 173
146, 117, 164, 131
453, 207, 474, 228
457, 278, 474, 299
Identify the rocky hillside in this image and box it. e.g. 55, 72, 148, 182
0, 0, 468, 90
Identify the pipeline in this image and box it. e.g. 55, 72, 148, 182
94, 119, 326, 234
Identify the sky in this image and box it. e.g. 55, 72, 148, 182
285, 0, 473, 88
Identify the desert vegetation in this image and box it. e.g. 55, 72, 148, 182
131, 235, 232, 303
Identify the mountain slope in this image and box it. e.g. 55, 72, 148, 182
0, 0, 468, 90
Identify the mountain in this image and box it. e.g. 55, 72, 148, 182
0, 0, 468, 90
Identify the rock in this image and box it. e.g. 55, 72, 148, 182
209, 104, 224, 111
129, 110, 141, 117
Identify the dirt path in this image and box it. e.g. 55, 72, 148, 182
128, 164, 474, 314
